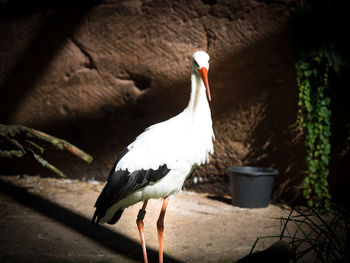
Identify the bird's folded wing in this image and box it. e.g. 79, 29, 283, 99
92, 158, 170, 224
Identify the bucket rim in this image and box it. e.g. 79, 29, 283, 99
227, 166, 278, 176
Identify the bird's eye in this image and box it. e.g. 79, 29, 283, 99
194, 60, 199, 68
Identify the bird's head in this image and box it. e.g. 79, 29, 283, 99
192, 51, 211, 101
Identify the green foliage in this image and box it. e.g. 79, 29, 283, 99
292, 0, 350, 210
296, 48, 333, 210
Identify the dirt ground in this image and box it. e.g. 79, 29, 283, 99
0, 175, 288, 263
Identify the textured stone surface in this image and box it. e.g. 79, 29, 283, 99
0, 0, 304, 202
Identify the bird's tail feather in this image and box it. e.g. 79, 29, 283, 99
91, 208, 124, 226
107, 209, 124, 224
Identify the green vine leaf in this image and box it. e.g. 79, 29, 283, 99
296, 46, 334, 210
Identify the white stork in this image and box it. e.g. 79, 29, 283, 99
92, 51, 214, 263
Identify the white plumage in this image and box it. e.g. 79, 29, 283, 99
118, 52, 214, 172
92, 50, 214, 263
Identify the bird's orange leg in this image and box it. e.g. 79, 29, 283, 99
157, 196, 169, 263
136, 200, 149, 263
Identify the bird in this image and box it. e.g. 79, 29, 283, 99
91, 50, 214, 263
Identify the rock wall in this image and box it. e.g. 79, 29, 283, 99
0, 0, 304, 202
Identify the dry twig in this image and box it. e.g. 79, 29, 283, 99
0, 124, 93, 178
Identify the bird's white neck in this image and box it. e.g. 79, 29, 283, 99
183, 70, 214, 165
186, 72, 210, 118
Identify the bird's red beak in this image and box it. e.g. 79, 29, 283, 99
199, 67, 211, 102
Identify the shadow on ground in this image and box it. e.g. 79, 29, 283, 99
0, 178, 182, 263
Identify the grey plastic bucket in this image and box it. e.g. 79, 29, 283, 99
228, 166, 278, 208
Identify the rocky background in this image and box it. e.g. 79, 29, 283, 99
0, 0, 306, 202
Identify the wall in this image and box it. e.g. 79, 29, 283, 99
0, 0, 304, 202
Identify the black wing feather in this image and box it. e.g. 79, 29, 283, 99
91, 147, 170, 225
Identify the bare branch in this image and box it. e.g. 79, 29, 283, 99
0, 124, 93, 178
0, 124, 93, 163
0, 150, 24, 158
29, 149, 67, 178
